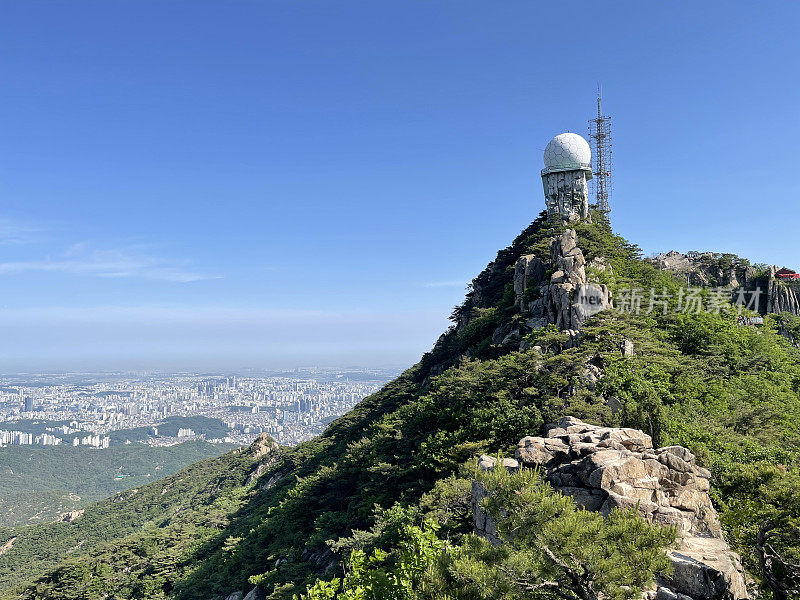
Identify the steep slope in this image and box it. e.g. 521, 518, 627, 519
2, 213, 799, 600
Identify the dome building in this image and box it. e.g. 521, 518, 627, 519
541, 132, 593, 222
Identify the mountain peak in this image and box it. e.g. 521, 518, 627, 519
2, 218, 799, 600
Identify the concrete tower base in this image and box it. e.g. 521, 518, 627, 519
542, 169, 590, 222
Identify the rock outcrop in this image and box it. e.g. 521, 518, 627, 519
655, 252, 800, 319
514, 229, 611, 334
447, 229, 612, 367
246, 434, 282, 485
767, 266, 800, 315
58, 509, 84, 523
221, 587, 265, 600
0, 537, 15, 558
653, 251, 754, 290
243, 587, 266, 600
514, 255, 545, 307
473, 417, 749, 600
249, 433, 279, 459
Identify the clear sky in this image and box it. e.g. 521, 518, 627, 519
2, 1, 800, 371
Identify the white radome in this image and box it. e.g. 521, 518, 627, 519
543, 133, 591, 172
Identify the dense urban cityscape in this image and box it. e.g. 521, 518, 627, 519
0, 369, 395, 448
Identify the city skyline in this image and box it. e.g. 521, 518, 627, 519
0, 368, 394, 448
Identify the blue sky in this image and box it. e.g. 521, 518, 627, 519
2, 1, 800, 371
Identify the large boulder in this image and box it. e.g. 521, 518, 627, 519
473, 417, 749, 600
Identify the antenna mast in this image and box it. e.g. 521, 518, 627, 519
588, 86, 613, 213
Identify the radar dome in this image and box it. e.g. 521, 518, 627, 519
543, 133, 591, 173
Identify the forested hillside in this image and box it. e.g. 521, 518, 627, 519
0, 438, 272, 596
1, 213, 798, 600
0, 441, 235, 526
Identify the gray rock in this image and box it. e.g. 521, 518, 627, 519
473, 417, 749, 600
478, 455, 497, 471
582, 362, 603, 389
514, 255, 546, 307
558, 415, 586, 429
551, 229, 577, 259
657, 451, 695, 474
653, 251, 753, 292
587, 256, 611, 274
656, 587, 678, 600
662, 536, 748, 600
224, 593, 244, 600
492, 324, 512, 345
518, 230, 610, 333
658, 446, 696, 465
243, 587, 266, 600
605, 427, 653, 452
560, 486, 606, 511
471, 481, 501, 546
478, 455, 519, 473
524, 317, 548, 330
515, 437, 554, 466
59, 509, 84, 523
250, 433, 279, 459
622, 338, 635, 356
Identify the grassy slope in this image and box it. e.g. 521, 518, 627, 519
3, 213, 799, 599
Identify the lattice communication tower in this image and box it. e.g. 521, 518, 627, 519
588, 88, 612, 213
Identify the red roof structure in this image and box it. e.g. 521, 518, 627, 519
775, 268, 800, 280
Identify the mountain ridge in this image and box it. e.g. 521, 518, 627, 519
1, 213, 798, 600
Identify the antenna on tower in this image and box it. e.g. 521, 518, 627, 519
588, 85, 613, 214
